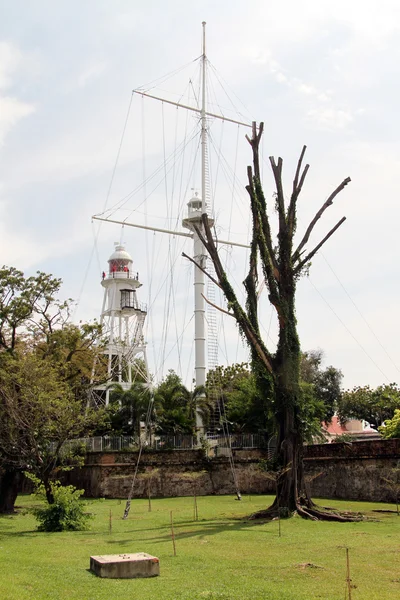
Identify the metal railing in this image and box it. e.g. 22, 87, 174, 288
55, 433, 271, 454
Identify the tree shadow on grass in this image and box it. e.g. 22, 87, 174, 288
105, 517, 276, 547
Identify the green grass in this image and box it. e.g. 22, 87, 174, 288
1, 494, 399, 600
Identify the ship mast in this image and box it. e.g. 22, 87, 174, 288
201, 21, 207, 216
194, 21, 208, 393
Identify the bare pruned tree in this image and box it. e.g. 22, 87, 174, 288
187, 122, 356, 521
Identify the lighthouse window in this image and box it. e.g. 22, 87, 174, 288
121, 290, 136, 309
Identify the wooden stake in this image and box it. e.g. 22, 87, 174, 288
276, 482, 281, 538
194, 491, 198, 521
109, 509, 112, 535
170, 511, 177, 556
148, 479, 152, 512
345, 548, 352, 600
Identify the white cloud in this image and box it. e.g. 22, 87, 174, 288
0, 41, 21, 89
0, 41, 35, 145
77, 61, 109, 88
307, 107, 353, 130
0, 96, 34, 145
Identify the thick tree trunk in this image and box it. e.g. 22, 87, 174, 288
275, 405, 303, 512
251, 384, 359, 521
0, 469, 22, 513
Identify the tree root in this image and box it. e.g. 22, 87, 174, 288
249, 501, 363, 522
298, 505, 361, 522
248, 507, 280, 521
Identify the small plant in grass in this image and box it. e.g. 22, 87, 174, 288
26, 474, 92, 531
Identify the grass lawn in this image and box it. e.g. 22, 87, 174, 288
0, 494, 399, 600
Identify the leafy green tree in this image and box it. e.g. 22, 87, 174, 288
298, 382, 328, 443
300, 350, 343, 423
0, 267, 65, 353
207, 363, 272, 433
379, 409, 400, 439
338, 384, 400, 428
206, 354, 340, 437
0, 350, 103, 511
0, 267, 106, 513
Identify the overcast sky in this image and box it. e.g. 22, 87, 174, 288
1, 0, 400, 390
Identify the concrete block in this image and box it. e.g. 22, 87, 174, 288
90, 552, 160, 578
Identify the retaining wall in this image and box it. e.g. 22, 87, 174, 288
65, 439, 400, 503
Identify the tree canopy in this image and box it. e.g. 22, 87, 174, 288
338, 384, 400, 428
0, 267, 106, 513
154, 370, 213, 435
380, 409, 400, 439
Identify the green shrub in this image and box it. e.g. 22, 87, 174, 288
28, 476, 92, 532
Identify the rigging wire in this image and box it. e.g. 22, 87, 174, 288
136, 56, 202, 93
153, 315, 194, 382
207, 60, 253, 123
141, 96, 157, 377
175, 83, 193, 228
208, 130, 250, 227
123, 384, 155, 520
158, 102, 175, 380
319, 254, 400, 376
97, 124, 199, 219
72, 92, 134, 317
307, 275, 391, 382
256, 155, 398, 382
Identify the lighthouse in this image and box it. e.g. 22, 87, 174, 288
95, 242, 149, 405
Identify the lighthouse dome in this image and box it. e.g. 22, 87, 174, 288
108, 244, 132, 263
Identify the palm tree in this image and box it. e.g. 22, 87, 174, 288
186, 385, 214, 431
109, 381, 152, 439
154, 371, 214, 435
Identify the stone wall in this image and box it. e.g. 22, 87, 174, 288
304, 439, 400, 502
65, 439, 400, 503
66, 448, 275, 499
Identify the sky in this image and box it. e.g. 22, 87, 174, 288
1, 0, 400, 390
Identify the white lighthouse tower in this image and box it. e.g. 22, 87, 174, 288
96, 242, 149, 404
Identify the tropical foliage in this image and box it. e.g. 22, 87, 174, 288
0, 267, 106, 513
27, 475, 91, 532
338, 384, 400, 428
154, 370, 213, 434
380, 409, 400, 439
206, 363, 272, 434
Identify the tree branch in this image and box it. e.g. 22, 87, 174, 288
294, 217, 347, 274
293, 177, 351, 262
287, 146, 309, 237
201, 293, 234, 317
245, 122, 264, 179
269, 156, 286, 235
181, 252, 222, 289
200, 213, 275, 376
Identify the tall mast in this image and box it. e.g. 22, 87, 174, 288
192, 21, 208, 397
201, 20, 207, 214
181, 21, 211, 416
